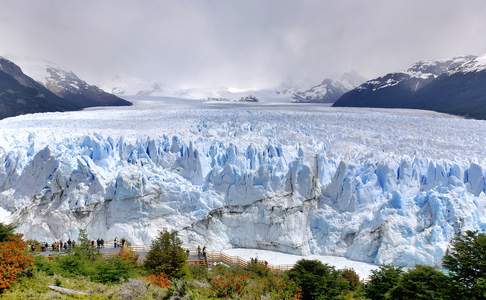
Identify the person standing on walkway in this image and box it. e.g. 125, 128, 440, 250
202, 246, 207, 264
114, 237, 118, 248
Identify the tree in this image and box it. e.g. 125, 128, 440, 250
287, 259, 349, 300
364, 265, 403, 300
74, 228, 99, 260
443, 230, 486, 299
143, 230, 187, 279
0, 223, 16, 242
340, 268, 361, 291
387, 265, 451, 300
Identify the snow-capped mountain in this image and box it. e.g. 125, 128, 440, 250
101, 75, 224, 99
334, 54, 486, 119
14, 58, 131, 108
101, 74, 366, 103
293, 72, 366, 103
104, 78, 294, 102
0, 57, 78, 119
0, 99, 485, 268
292, 79, 348, 103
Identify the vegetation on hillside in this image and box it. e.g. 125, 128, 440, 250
0, 224, 484, 299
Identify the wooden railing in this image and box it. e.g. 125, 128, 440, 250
40, 240, 295, 272
100, 246, 294, 271
186, 250, 294, 271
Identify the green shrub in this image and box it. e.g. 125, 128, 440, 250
189, 264, 208, 280
56, 253, 95, 277
54, 278, 62, 287
93, 256, 135, 284
33, 256, 56, 276
387, 265, 451, 300
364, 265, 403, 300
144, 230, 188, 279
287, 259, 349, 300
245, 260, 271, 277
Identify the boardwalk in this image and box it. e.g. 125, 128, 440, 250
36, 242, 294, 271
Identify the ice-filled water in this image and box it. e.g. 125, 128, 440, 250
0, 98, 485, 267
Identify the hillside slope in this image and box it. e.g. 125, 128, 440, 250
334, 54, 486, 119
0, 57, 79, 119
15, 58, 131, 108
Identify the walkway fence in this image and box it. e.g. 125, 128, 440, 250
33, 240, 295, 271
104, 241, 294, 271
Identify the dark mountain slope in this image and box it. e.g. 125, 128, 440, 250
0, 57, 79, 120
334, 55, 486, 119
41, 66, 132, 108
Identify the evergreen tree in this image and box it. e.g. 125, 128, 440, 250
287, 259, 349, 300
0, 223, 16, 242
387, 265, 451, 300
340, 268, 361, 291
144, 230, 188, 279
364, 265, 403, 300
443, 230, 486, 299
74, 229, 98, 260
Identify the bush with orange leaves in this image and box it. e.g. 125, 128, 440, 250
0, 235, 34, 291
118, 245, 139, 265
145, 273, 172, 288
210, 268, 250, 298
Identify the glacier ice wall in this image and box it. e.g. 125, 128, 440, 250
0, 133, 485, 267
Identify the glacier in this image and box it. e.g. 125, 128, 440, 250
0, 98, 485, 267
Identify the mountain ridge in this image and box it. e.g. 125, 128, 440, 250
333, 53, 486, 119
0, 57, 79, 120
0, 56, 131, 119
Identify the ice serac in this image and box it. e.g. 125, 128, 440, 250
0, 133, 485, 268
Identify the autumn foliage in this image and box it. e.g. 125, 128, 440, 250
118, 245, 139, 264
0, 235, 34, 291
210, 269, 249, 298
145, 273, 172, 288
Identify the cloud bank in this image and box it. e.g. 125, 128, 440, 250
1, 0, 486, 89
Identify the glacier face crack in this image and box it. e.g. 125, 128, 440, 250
0, 133, 485, 267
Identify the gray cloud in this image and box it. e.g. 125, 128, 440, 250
1, 0, 486, 89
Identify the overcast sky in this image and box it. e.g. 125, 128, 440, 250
1, 0, 486, 90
